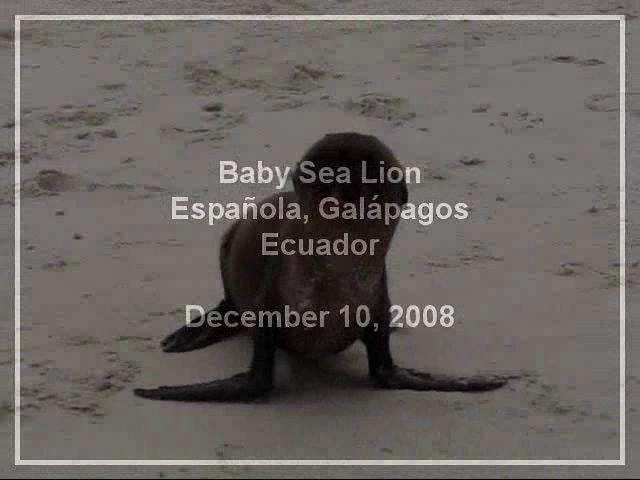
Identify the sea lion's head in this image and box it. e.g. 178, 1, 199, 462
292, 132, 408, 226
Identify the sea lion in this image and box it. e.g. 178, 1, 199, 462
134, 132, 508, 402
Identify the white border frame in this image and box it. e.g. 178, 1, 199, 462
13, 14, 626, 467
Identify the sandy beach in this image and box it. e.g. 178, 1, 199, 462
1, 0, 639, 478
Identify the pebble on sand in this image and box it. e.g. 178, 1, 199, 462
459, 155, 485, 166
202, 101, 224, 112
472, 104, 491, 113
97, 129, 118, 138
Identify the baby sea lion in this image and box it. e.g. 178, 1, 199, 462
134, 132, 509, 402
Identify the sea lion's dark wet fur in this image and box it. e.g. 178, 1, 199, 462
134, 132, 509, 402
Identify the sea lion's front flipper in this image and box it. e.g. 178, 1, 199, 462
136, 317, 278, 402
134, 372, 271, 402
161, 299, 239, 353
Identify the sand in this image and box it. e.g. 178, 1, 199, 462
1, 0, 639, 477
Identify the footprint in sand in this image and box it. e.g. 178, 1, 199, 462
585, 93, 617, 113
551, 55, 605, 67
4, 169, 166, 206
99, 82, 127, 92
75, 128, 119, 140
186, 59, 334, 97
516, 375, 598, 428
410, 39, 457, 52
34, 169, 95, 193
0, 400, 12, 421
43, 106, 112, 128
65, 335, 101, 347
0, 170, 96, 205
24, 352, 142, 418
81, 360, 141, 394
268, 97, 308, 112
342, 93, 416, 125
458, 154, 485, 166
0, 142, 42, 167
161, 102, 247, 144
184, 61, 264, 95
285, 64, 332, 92
0, 151, 12, 167
492, 107, 544, 134
0, 30, 13, 46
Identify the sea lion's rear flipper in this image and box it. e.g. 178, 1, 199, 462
372, 368, 513, 392
365, 325, 513, 392
363, 275, 513, 393
161, 299, 240, 353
